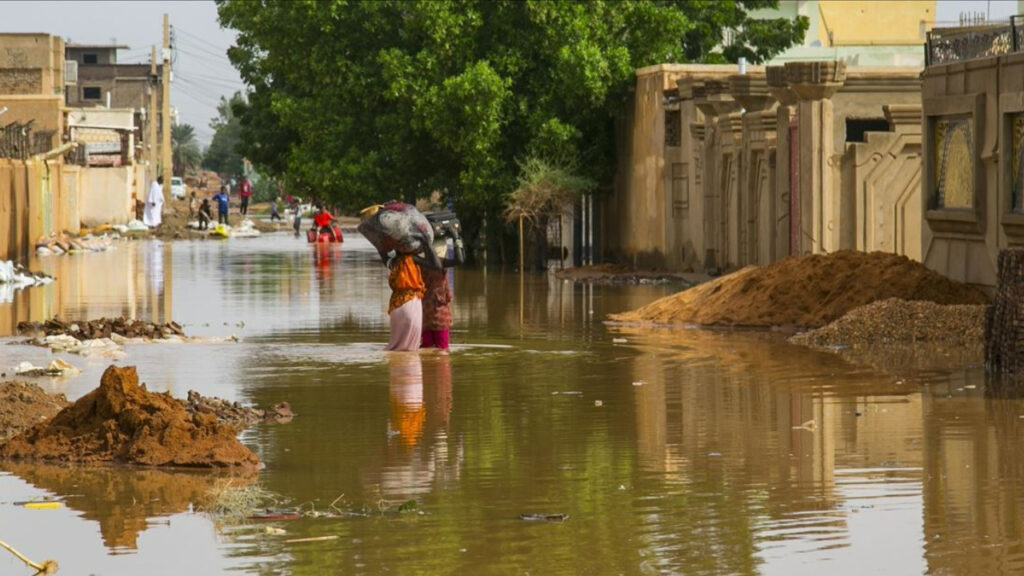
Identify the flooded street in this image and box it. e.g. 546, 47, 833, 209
1, 234, 1023, 575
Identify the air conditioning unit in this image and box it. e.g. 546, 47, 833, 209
65, 60, 78, 86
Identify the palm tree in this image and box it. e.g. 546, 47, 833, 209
171, 123, 202, 177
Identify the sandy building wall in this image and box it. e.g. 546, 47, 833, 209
921, 45, 1024, 291
608, 62, 924, 273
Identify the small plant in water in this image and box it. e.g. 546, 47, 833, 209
200, 480, 282, 522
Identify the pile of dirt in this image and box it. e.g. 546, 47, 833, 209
789, 298, 987, 347
0, 381, 69, 444
18, 316, 185, 340
0, 365, 260, 468
608, 251, 989, 329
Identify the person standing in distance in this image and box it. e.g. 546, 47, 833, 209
238, 175, 253, 217
214, 185, 230, 225
143, 176, 164, 228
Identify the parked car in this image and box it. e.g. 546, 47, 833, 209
170, 177, 187, 199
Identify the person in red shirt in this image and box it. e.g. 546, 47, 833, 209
238, 175, 253, 216
312, 204, 337, 237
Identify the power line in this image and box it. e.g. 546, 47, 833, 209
175, 47, 240, 76
174, 26, 233, 54
175, 42, 233, 65
176, 74, 238, 99
177, 74, 244, 95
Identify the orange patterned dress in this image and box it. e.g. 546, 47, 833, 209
388, 254, 425, 314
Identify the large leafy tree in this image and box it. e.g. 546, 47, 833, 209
218, 0, 805, 257
202, 92, 246, 177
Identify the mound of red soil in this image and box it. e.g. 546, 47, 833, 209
0, 382, 69, 444
609, 251, 989, 329
0, 365, 259, 469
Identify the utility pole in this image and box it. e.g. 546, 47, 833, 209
161, 13, 172, 198
149, 45, 157, 182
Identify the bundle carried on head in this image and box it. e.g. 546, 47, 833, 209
358, 201, 442, 268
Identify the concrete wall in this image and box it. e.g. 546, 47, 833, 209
1, 160, 136, 261
61, 165, 82, 234
920, 51, 1024, 291
817, 1, 933, 46
749, 1, 935, 67
71, 64, 153, 110
844, 105, 923, 259
0, 33, 64, 96
0, 160, 31, 261
79, 165, 140, 227
608, 64, 739, 270
0, 157, 73, 260
0, 95, 65, 153
608, 62, 925, 273
66, 47, 119, 66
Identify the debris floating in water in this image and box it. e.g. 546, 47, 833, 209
520, 514, 569, 522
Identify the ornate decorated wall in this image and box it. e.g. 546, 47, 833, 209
607, 62, 923, 273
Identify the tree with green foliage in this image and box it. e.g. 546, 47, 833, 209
217, 0, 806, 262
171, 123, 202, 177
202, 92, 246, 178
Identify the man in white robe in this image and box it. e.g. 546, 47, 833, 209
143, 176, 164, 227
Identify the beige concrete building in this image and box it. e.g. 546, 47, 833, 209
65, 44, 161, 112
607, 62, 923, 273
920, 20, 1024, 290
750, 1, 936, 67
0, 33, 147, 261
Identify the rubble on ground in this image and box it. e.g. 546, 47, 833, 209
186, 390, 294, 429
35, 233, 118, 256
788, 298, 987, 348
13, 359, 81, 378
609, 251, 989, 329
18, 316, 186, 341
0, 365, 261, 468
0, 381, 69, 444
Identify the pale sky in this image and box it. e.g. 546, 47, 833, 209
0, 0, 1020, 146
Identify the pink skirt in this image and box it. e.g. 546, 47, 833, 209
386, 298, 422, 351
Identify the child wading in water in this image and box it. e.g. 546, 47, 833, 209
419, 236, 465, 351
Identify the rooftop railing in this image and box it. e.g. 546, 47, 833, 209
0, 121, 56, 160
925, 16, 1024, 66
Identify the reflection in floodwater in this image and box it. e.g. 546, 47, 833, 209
4, 235, 1024, 574
922, 374, 1024, 575
374, 352, 460, 498
0, 242, 173, 337
1, 461, 255, 550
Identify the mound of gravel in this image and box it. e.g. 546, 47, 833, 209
609, 251, 989, 329
788, 298, 987, 348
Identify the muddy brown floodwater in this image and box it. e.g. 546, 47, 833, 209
0, 234, 1022, 575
